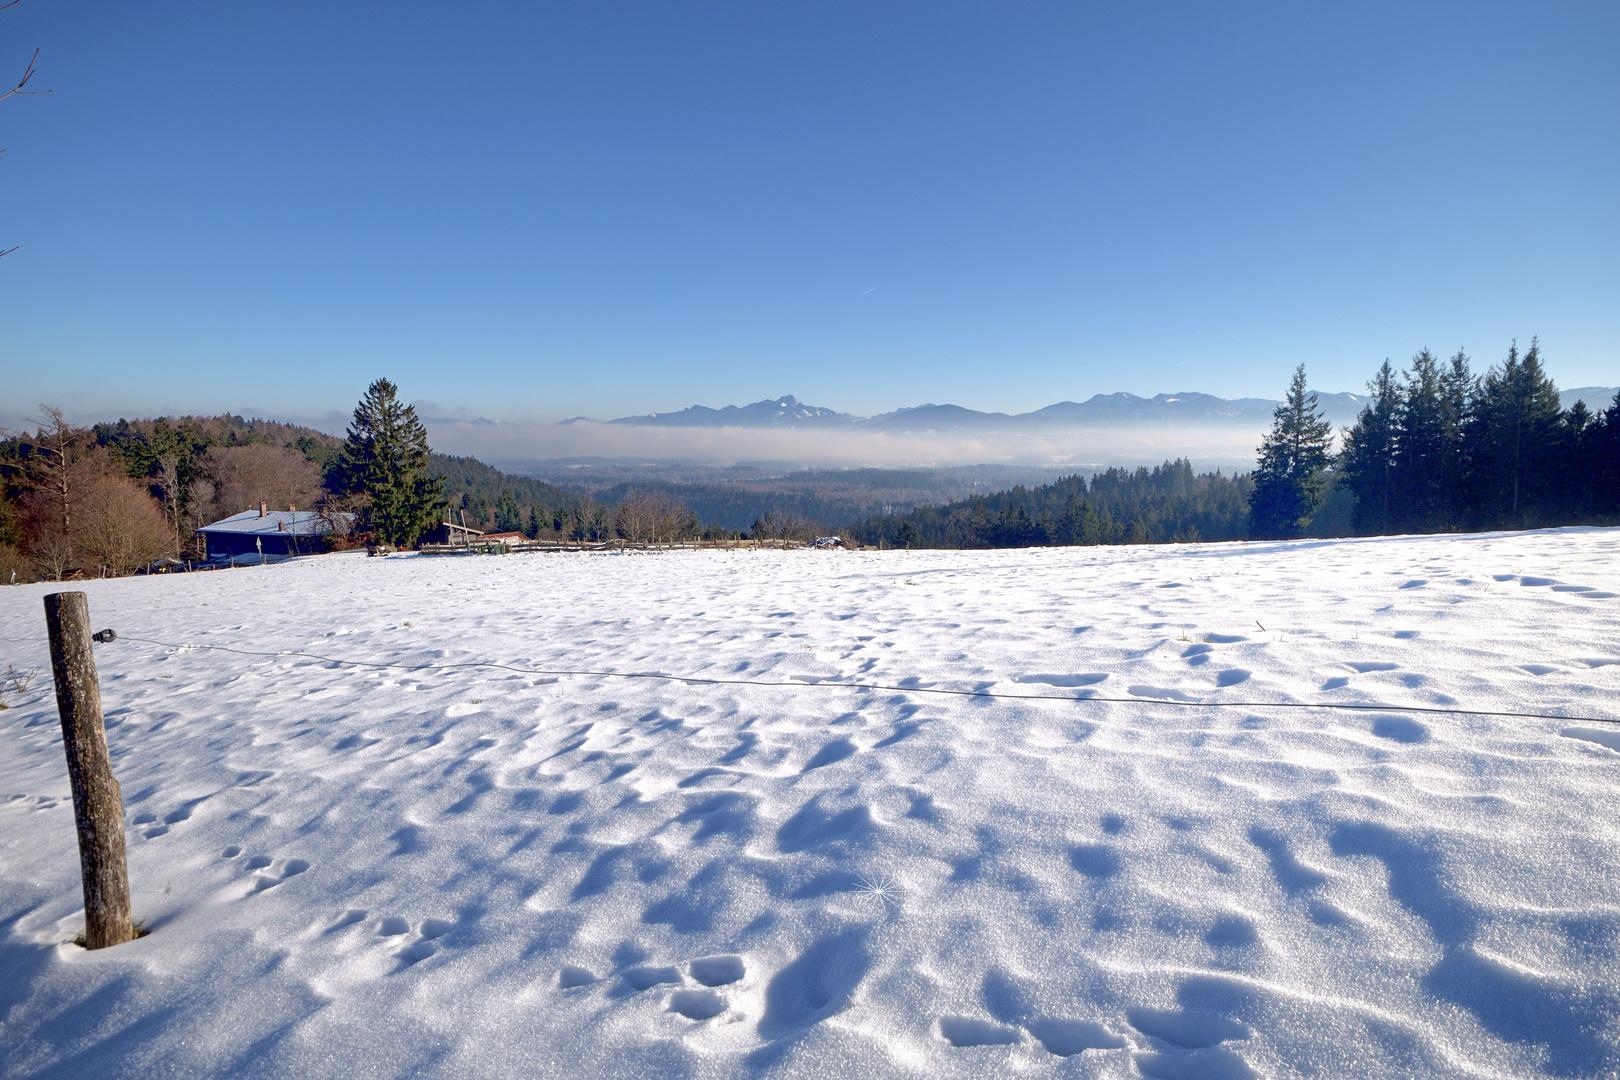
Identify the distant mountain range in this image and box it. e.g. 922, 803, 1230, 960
588, 387, 1616, 433
597, 392, 1358, 430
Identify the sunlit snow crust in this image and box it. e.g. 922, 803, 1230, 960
2, 528, 1618, 1078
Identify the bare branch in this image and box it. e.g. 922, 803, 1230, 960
0, 47, 49, 101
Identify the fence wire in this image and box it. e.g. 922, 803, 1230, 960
79, 633, 1617, 727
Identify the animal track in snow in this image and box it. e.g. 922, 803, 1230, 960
1069, 844, 1123, 878
327, 909, 367, 931
1127, 1006, 1248, 1048
249, 859, 309, 893
938, 1016, 1022, 1047
1248, 827, 1328, 892
1027, 1018, 1127, 1055
1561, 727, 1620, 752
800, 737, 857, 772
668, 989, 726, 1020
558, 965, 597, 988
1127, 685, 1201, 702
1013, 672, 1109, 687
621, 965, 682, 991
1370, 715, 1429, 744
689, 955, 746, 986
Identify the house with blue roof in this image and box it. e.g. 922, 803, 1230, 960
196, 502, 355, 560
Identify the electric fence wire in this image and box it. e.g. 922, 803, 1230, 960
55, 632, 1613, 728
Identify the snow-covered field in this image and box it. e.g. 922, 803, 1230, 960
2, 529, 1619, 1079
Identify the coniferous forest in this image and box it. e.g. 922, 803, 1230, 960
857, 340, 1619, 548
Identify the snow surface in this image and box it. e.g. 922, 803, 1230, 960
2, 529, 1619, 1079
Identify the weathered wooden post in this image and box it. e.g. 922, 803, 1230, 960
43, 592, 135, 949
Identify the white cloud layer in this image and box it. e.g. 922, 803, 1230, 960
423, 419, 1271, 470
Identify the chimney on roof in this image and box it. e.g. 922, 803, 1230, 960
259, 502, 267, 517
278, 521, 285, 532
288, 504, 296, 512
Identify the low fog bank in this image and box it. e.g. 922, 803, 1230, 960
423, 418, 1269, 471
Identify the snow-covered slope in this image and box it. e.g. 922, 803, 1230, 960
1, 530, 1618, 1079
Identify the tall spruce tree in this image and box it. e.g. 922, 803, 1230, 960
1249, 365, 1334, 539
1596, 391, 1620, 517
1437, 349, 1476, 527
1338, 359, 1400, 534
1391, 349, 1449, 531
1463, 339, 1562, 527
341, 378, 445, 547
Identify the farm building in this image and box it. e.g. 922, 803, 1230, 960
420, 521, 485, 545
196, 503, 354, 559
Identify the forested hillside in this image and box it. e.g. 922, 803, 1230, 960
0, 411, 589, 579
849, 460, 1253, 548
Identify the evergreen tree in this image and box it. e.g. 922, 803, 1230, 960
1463, 339, 1562, 527
494, 489, 524, 533
1437, 349, 1476, 527
1249, 365, 1333, 538
1596, 392, 1620, 517
1559, 400, 1596, 517
341, 378, 445, 547
1338, 359, 1400, 534
1387, 349, 1446, 531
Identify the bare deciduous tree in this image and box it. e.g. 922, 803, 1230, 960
616, 490, 694, 545
16, 407, 105, 575
751, 509, 824, 544
72, 474, 173, 576
203, 444, 326, 517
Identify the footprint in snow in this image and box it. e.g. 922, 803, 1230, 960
558, 965, 597, 988
1069, 844, 1123, 878
1370, 715, 1429, 744
621, 965, 682, 992
938, 1016, 1022, 1047
1027, 1018, 1127, 1055
668, 989, 727, 1020
326, 909, 367, 932
1127, 685, 1202, 702
689, 955, 746, 986
249, 859, 310, 893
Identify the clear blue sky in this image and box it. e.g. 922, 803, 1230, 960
3, 1, 1616, 425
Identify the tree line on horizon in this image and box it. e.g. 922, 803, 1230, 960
856, 340, 1619, 549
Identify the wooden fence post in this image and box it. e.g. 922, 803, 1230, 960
43, 592, 135, 949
